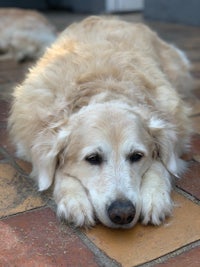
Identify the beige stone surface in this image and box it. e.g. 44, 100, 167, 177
0, 163, 45, 218
86, 193, 200, 267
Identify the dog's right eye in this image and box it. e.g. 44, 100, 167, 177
127, 151, 144, 163
85, 153, 103, 165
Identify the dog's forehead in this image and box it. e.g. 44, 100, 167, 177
78, 103, 139, 125
74, 104, 150, 151
78, 105, 139, 131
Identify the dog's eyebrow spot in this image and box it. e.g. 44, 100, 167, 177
81, 145, 105, 159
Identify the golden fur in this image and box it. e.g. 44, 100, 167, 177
8, 16, 193, 228
0, 8, 56, 61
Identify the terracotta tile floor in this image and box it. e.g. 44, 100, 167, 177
0, 11, 200, 267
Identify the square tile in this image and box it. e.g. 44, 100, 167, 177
0, 208, 99, 267
85, 193, 200, 267
156, 246, 200, 267
0, 163, 45, 218
0, 130, 15, 159
191, 134, 200, 157
177, 161, 200, 200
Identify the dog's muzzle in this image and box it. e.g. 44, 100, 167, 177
107, 199, 136, 225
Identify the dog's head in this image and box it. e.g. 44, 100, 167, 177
31, 102, 180, 228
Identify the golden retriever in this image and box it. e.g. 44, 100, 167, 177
0, 8, 56, 61
8, 16, 193, 228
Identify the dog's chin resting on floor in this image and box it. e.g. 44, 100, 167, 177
8, 16, 193, 229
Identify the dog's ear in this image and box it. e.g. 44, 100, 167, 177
148, 116, 185, 176
31, 127, 70, 191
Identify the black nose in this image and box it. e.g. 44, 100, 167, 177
107, 199, 136, 225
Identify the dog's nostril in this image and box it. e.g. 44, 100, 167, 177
127, 215, 134, 224
107, 199, 136, 225
113, 215, 122, 224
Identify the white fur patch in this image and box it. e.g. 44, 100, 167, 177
148, 116, 167, 129
38, 171, 52, 191
173, 45, 191, 67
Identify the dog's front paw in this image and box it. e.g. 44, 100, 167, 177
57, 195, 95, 227
140, 190, 173, 225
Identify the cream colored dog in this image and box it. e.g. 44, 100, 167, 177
8, 16, 193, 229
0, 8, 56, 61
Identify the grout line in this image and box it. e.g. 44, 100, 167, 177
75, 228, 122, 267
0, 146, 29, 178
137, 240, 200, 267
0, 205, 48, 221
174, 186, 200, 205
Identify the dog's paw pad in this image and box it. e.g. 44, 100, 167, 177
57, 197, 95, 227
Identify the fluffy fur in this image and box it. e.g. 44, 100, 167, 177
0, 8, 56, 61
8, 16, 193, 228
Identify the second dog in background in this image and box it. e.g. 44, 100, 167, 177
0, 8, 56, 61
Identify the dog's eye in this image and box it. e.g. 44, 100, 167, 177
85, 153, 103, 165
128, 151, 144, 163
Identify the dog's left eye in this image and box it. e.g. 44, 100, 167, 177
127, 151, 144, 163
85, 153, 103, 165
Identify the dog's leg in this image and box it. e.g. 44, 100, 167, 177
53, 170, 95, 227
140, 161, 173, 225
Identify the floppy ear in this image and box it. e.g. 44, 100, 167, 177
31, 127, 70, 191
148, 116, 185, 176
